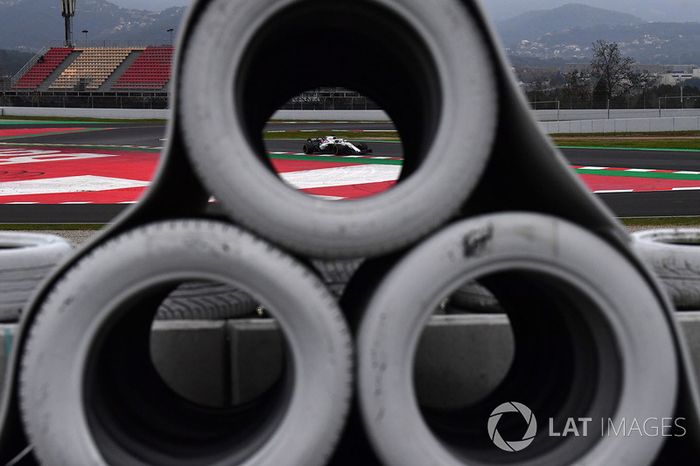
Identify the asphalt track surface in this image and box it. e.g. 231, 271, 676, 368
1, 120, 699, 222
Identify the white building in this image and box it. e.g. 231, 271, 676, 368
660, 65, 699, 85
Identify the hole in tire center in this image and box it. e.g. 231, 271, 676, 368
413, 270, 622, 462
149, 281, 284, 409
86, 279, 291, 465
238, 0, 441, 201
263, 88, 405, 201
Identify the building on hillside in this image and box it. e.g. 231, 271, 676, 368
660, 65, 699, 85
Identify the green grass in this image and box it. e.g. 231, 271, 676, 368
264, 130, 400, 141
621, 217, 700, 227
0, 224, 105, 231
554, 131, 700, 138
555, 138, 700, 151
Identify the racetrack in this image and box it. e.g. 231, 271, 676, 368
1, 119, 699, 222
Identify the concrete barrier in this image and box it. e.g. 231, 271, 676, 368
4, 313, 700, 407
0, 107, 387, 122
534, 108, 700, 121
542, 116, 700, 134
271, 110, 390, 121
3, 106, 700, 133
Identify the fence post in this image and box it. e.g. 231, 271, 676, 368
607, 99, 610, 119
557, 100, 560, 122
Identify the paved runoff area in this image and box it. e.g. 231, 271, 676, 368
1, 120, 700, 217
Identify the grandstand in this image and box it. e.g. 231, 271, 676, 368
13, 48, 74, 90
11, 46, 174, 92
113, 47, 173, 91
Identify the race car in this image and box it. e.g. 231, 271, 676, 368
303, 136, 373, 155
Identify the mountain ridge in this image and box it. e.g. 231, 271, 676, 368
0, 0, 184, 51
497, 3, 644, 45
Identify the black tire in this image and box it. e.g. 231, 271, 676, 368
311, 259, 363, 297
446, 281, 502, 314
20, 220, 352, 466
0, 232, 72, 323
156, 282, 259, 320
632, 228, 700, 310
357, 213, 677, 465
180, 0, 497, 258
303, 144, 312, 154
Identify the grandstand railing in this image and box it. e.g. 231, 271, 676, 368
0, 90, 169, 109
38, 40, 170, 49
10, 46, 49, 88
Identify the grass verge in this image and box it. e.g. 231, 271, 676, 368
0, 224, 105, 231
554, 138, 700, 151
621, 217, 700, 228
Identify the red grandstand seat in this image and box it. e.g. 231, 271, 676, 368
112, 46, 174, 91
13, 48, 74, 90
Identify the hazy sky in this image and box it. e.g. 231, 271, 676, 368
480, 0, 700, 22
110, 0, 188, 11
109, 0, 700, 23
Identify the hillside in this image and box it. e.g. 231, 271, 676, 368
497, 3, 643, 46
0, 49, 32, 76
499, 3, 700, 64
0, 0, 185, 51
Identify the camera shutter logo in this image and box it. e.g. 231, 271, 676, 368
488, 402, 538, 452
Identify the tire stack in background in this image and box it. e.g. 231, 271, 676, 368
3, 0, 700, 465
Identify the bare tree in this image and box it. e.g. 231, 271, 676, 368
590, 40, 635, 101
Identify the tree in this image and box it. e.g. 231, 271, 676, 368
590, 40, 635, 101
562, 70, 592, 106
630, 70, 656, 108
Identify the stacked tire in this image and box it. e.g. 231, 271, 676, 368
12, 0, 691, 465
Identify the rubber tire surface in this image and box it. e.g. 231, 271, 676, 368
0, 232, 72, 322
311, 259, 363, 297
20, 220, 352, 466
180, 0, 497, 258
357, 213, 677, 466
446, 281, 502, 313
633, 228, 700, 310
156, 282, 258, 320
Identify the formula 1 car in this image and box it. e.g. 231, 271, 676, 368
303, 136, 373, 155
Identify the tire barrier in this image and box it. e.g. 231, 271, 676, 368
356, 214, 678, 465
445, 281, 503, 314
179, 0, 498, 258
0, 233, 72, 323
157, 282, 259, 320
633, 229, 700, 311
19, 221, 352, 465
1, 0, 699, 464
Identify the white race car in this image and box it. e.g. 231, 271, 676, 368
303, 136, 372, 155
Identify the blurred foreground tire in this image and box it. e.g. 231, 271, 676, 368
357, 213, 677, 465
0, 232, 72, 323
20, 220, 352, 466
633, 228, 700, 310
180, 0, 497, 258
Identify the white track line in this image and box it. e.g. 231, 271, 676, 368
593, 189, 634, 194
280, 164, 400, 190
0, 176, 149, 196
